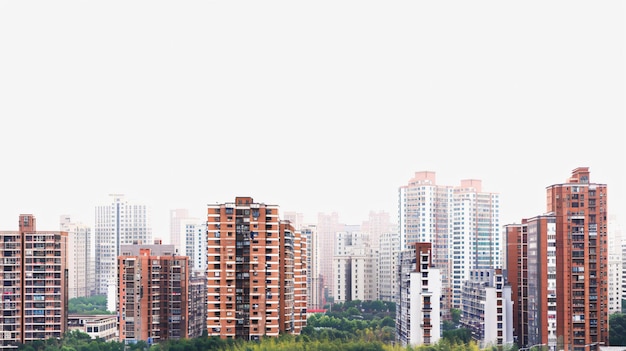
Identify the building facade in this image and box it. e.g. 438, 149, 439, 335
0, 214, 68, 348
460, 268, 514, 348
333, 231, 378, 303
396, 242, 441, 347
188, 270, 207, 339
301, 224, 323, 310
378, 232, 400, 302
95, 194, 152, 298
608, 253, 622, 315
505, 167, 608, 351
169, 209, 190, 253
206, 197, 306, 340
182, 220, 207, 273
60, 215, 94, 299
117, 243, 189, 344
399, 171, 501, 316
68, 314, 117, 341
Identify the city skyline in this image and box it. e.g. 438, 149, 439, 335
0, 0, 623, 236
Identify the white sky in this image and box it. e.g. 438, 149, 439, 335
0, 1, 624, 240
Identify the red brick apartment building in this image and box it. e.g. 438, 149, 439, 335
505, 167, 608, 351
206, 197, 307, 340
117, 243, 189, 344
0, 215, 68, 349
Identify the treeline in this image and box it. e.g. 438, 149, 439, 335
324, 300, 396, 320
16, 330, 484, 351
68, 295, 111, 315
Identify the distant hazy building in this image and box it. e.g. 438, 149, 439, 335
301, 224, 323, 310
206, 197, 307, 339
169, 209, 190, 252
460, 268, 513, 348
95, 194, 152, 299
61, 215, 95, 298
117, 243, 189, 344
378, 232, 400, 302
317, 212, 345, 302
361, 210, 395, 250
396, 242, 441, 347
283, 211, 305, 231
0, 214, 68, 348
399, 171, 501, 316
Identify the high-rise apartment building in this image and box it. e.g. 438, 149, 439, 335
0, 215, 68, 348
188, 270, 207, 339
378, 232, 400, 302
333, 231, 378, 303
460, 268, 513, 348
60, 215, 95, 298
293, 224, 307, 333
95, 194, 152, 298
608, 253, 622, 315
117, 243, 189, 344
183, 220, 207, 273
505, 167, 608, 351
399, 171, 500, 314
206, 197, 307, 340
396, 242, 441, 347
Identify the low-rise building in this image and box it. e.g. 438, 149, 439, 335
68, 314, 117, 341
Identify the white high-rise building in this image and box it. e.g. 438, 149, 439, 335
378, 231, 400, 302
60, 215, 94, 299
95, 194, 152, 299
396, 242, 441, 346
399, 171, 500, 313
183, 219, 207, 273
609, 253, 623, 314
332, 231, 377, 303
300, 224, 323, 310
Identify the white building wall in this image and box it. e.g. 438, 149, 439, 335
333, 256, 350, 303
484, 288, 498, 346
378, 232, 400, 302
609, 253, 623, 314
409, 268, 441, 346
185, 221, 207, 273
95, 194, 152, 297
61, 215, 94, 299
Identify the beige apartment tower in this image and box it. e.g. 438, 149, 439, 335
206, 197, 307, 340
0, 215, 68, 349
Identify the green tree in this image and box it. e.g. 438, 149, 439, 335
610, 313, 626, 345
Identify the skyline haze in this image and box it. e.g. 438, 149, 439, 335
0, 0, 624, 237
